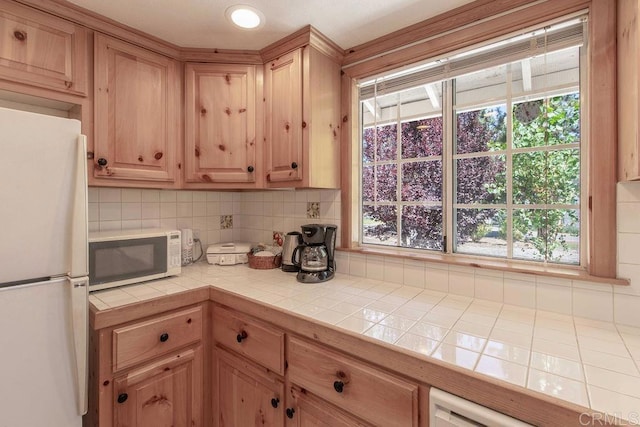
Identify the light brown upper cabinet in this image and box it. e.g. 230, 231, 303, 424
265, 49, 303, 184
263, 27, 342, 189
92, 34, 181, 187
184, 63, 263, 189
0, 0, 88, 96
618, 0, 640, 181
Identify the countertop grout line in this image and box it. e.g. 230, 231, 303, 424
572, 309, 592, 409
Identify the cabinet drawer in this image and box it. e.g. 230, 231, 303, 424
287, 337, 418, 427
113, 306, 202, 372
213, 306, 285, 375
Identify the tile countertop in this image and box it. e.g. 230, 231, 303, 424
90, 262, 640, 421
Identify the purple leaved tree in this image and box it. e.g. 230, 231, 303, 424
362, 110, 505, 250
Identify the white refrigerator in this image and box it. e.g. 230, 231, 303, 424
0, 107, 88, 427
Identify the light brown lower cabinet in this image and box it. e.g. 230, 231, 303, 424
89, 296, 592, 427
113, 346, 203, 427
286, 386, 371, 427
214, 349, 284, 426
211, 304, 418, 427
213, 348, 371, 427
86, 303, 205, 427
287, 337, 419, 427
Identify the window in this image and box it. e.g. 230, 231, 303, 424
359, 18, 585, 266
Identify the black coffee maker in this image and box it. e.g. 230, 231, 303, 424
292, 224, 337, 283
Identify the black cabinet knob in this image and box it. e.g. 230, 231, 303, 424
270, 398, 279, 408
117, 393, 128, 404
286, 408, 295, 419
97, 158, 108, 167
236, 330, 248, 343
247, 165, 254, 173
291, 162, 298, 169
333, 380, 344, 393
159, 333, 169, 342
13, 30, 27, 41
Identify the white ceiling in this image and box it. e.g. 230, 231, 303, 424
66, 0, 477, 50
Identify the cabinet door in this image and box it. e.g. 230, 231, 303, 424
618, 0, 640, 180
185, 63, 257, 186
215, 349, 284, 427
113, 347, 202, 427
0, 1, 88, 96
94, 34, 179, 185
287, 386, 371, 427
265, 49, 303, 183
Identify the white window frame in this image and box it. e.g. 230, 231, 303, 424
357, 16, 588, 268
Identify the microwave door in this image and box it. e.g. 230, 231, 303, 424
89, 237, 168, 287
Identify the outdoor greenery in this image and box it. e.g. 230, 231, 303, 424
361, 92, 580, 263
495, 94, 581, 261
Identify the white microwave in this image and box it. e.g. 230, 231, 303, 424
88, 229, 182, 291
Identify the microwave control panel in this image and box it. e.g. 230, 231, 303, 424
168, 232, 182, 270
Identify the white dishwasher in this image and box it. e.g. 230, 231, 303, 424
430, 388, 533, 426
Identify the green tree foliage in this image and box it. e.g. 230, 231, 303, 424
455, 107, 506, 247
489, 94, 580, 261
361, 93, 580, 263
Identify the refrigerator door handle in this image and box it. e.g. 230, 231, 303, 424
70, 135, 88, 278
70, 277, 88, 415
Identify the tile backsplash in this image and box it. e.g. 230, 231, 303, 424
88, 183, 640, 327
88, 187, 342, 248
331, 182, 640, 328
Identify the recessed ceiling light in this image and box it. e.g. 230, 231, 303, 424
225, 5, 264, 30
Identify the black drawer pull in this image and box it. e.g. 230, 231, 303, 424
160, 333, 169, 342
271, 398, 279, 408
333, 380, 344, 393
117, 393, 128, 404
286, 408, 295, 419
236, 330, 248, 343
13, 30, 27, 41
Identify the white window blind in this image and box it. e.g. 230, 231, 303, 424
359, 17, 585, 100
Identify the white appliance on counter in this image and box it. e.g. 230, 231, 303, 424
0, 107, 88, 427
430, 388, 532, 426
207, 242, 251, 265
88, 228, 182, 291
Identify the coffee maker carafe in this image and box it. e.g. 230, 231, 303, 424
292, 224, 337, 283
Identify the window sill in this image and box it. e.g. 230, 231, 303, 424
337, 246, 630, 287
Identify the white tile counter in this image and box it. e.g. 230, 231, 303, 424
90, 262, 640, 422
